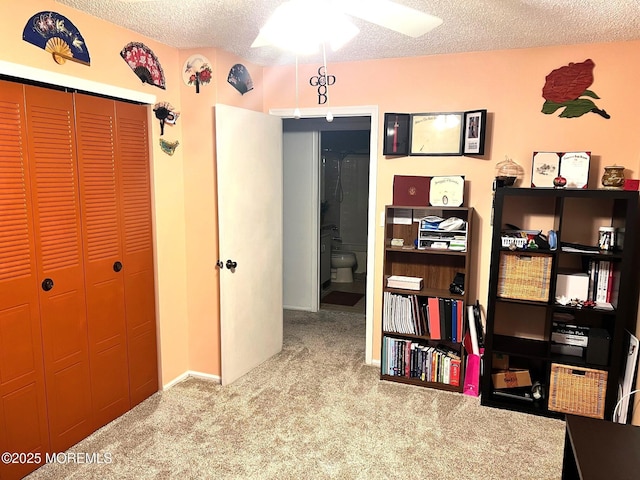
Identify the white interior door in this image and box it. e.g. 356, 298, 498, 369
215, 104, 283, 385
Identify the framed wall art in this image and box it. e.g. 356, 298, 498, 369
531, 152, 560, 187
410, 112, 464, 156
463, 109, 487, 155
383, 113, 410, 156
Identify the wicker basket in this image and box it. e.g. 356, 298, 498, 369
548, 363, 608, 419
497, 253, 552, 302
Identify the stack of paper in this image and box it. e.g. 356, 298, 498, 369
387, 275, 423, 290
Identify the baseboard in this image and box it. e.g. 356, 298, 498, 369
370, 359, 381, 368
163, 370, 221, 390
283, 305, 313, 311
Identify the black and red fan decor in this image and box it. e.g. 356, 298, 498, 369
227, 64, 254, 95
22, 11, 91, 65
120, 42, 166, 90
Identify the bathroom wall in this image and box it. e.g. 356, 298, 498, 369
321, 130, 370, 273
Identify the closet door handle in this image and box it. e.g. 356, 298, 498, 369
226, 259, 237, 269
42, 278, 54, 292
113, 261, 123, 272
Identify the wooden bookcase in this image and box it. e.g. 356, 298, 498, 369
481, 188, 639, 419
380, 205, 474, 392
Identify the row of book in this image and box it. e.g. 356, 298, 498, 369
382, 291, 464, 342
381, 336, 461, 386
587, 259, 615, 303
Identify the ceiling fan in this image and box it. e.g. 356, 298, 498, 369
114, 0, 442, 54
251, 0, 443, 54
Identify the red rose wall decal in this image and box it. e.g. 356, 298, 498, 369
541, 59, 610, 119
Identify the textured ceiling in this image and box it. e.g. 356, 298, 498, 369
53, 0, 640, 66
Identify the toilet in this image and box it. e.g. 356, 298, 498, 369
331, 250, 357, 283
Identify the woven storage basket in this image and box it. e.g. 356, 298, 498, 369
548, 363, 607, 419
497, 253, 551, 302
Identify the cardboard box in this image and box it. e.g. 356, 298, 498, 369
624, 179, 639, 191
556, 273, 589, 301
492, 369, 532, 389
492, 353, 509, 370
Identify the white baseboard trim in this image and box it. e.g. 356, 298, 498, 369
283, 305, 313, 311
163, 370, 221, 390
370, 359, 381, 368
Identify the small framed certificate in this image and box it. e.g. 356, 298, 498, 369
429, 176, 465, 206
559, 151, 590, 189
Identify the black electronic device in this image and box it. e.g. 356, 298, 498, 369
586, 328, 611, 366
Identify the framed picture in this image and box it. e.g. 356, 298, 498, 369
531, 152, 560, 187
383, 113, 410, 156
531, 151, 591, 188
463, 109, 487, 155
410, 112, 464, 156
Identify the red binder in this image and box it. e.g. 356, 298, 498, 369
393, 175, 431, 206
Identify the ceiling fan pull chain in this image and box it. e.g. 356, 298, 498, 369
323, 43, 333, 122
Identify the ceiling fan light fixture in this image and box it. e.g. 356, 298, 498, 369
251, 0, 359, 54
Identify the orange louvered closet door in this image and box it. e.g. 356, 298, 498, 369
0, 81, 49, 480
23, 85, 93, 453
74, 93, 131, 430
115, 102, 158, 407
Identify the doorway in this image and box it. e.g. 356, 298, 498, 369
318, 130, 370, 315
277, 105, 378, 365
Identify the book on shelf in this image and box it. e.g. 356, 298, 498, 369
383, 292, 428, 336
383, 292, 464, 342
427, 297, 441, 339
382, 336, 461, 386
586, 259, 617, 304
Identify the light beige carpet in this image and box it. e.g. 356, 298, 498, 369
26, 309, 565, 479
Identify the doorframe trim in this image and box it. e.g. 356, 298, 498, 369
270, 106, 378, 365
0, 60, 156, 104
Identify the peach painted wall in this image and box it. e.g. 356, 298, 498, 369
3, 1, 640, 422
179, 47, 264, 376
0, 0, 190, 386
265, 42, 640, 422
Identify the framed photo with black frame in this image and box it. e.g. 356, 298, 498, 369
463, 109, 487, 155
409, 112, 464, 156
383, 113, 410, 156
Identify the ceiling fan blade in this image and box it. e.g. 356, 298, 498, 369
341, 0, 442, 38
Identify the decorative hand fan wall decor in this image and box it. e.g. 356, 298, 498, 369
22, 11, 90, 65
227, 64, 254, 95
153, 102, 179, 135
120, 42, 166, 89
182, 54, 212, 94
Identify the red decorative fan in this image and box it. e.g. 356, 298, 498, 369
120, 42, 166, 89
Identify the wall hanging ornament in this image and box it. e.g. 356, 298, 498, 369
541, 59, 609, 119
153, 102, 179, 136
182, 54, 212, 93
120, 42, 166, 89
309, 65, 336, 105
159, 138, 179, 156
227, 63, 254, 95
22, 11, 90, 65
